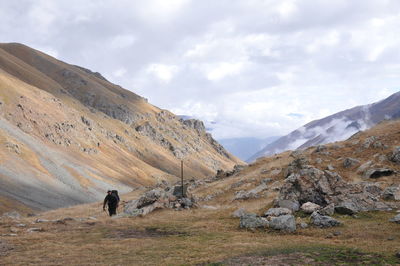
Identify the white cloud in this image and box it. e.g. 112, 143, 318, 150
205, 62, 245, 81
2, 0, 400, 141
146, 64, 179, 82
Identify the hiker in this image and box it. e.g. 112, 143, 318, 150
103, 190, 118, 216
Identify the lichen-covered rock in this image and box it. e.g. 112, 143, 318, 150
310, 212, 341, 228
239, 213, 269, 229
268, 215, 296, 232
301, 202, 321, 214
232, 208, 248, 218
264, 207, 292, 217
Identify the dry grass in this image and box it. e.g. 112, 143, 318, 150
1, 202, 400, 265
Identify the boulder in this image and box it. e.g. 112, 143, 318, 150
310, 212, 341, 228
389, 214, 400, 224
357, 161, 373, 173
232, 208, 248, 218
239, 213, 269, 229
268, 215, 296, 232
264, 208, 292, 217
284, 157, 309, 178
319, 203, 335, 216
301, 202, 321, 214
335, 201, 359, 215
382, 186, 400, 201
390, 146, 400, 164
123, 186, 196, 217
363, 168, 395, 179
275, 199, 300, 212
276, 165, 394, 214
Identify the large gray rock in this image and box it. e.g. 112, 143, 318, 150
232, 208, 248, 218
310, 212, 341, 227
275, 199, 300, 212
268, 215, 296, 232
335, 201, 359, 215
277, 165, 395, 214
123, 186, 195, 217
239, 213, 269, 229
319, 203, 335, 216
301, 202, 321, 214
390, 214, 400, 224
383, 186, 400, 201
390, 146, 400, 164
264, 208, 292, 217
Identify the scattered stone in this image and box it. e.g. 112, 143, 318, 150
364, 168, 395, 179
335, 201, 358, 215
284, 157, 309, 178
232, 208, 248, 218
15, 223, 26, 227
234, 184, 268, 200
395, 251, 400, 258
239, 213, 269, 229
270, 169, 282, 176
314, 145, 327, 153
10, 227, 18, 233
326, 165, 335, 171
310, 212, 341, 228
264, 208, 292, 217
268, 215, 296, 232
2, 211, 21, 219
343, 158, 360, 168
383, 186, 400, 201
319, 203, 335, 216
202, 205, 218, 210
299, 222, 308, 229
357, 161, 373, 173
387, 236, 395, 241
27, 228, 44, 233
363, 136, 377, 149
390, 147, 400, 164
275, 200, 300, 212
35, 218, 50, 223
333, 231, 342, 236
301, 202, 321, 214
389, 214, 400, 224
315, 158, 323, 164
326, 233, 334, 239
261, 178, 272, 184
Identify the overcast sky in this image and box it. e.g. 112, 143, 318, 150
1, 0, 400, 139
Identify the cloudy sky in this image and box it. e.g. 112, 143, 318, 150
1, 0, 400, 140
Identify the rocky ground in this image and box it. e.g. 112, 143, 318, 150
1, 119, 400, 265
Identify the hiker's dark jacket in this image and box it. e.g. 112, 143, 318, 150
103, 194, 118, 209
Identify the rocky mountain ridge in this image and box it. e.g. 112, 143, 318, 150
0, 42, 242, 213
248, 91, 400, 161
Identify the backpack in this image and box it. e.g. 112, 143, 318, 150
111, 190, 120, 202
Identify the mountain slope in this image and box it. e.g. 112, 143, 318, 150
248, 91, 400, 161
0, 43, 242, 213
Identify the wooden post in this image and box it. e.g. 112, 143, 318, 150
181, 160, 184, 198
